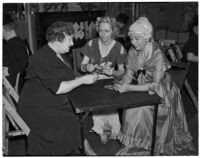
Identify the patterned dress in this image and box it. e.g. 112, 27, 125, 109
117, 42, 194, 155
18, 45, 92, 155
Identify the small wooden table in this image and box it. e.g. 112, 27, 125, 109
69, 79, 161, 155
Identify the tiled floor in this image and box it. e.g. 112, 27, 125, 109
7, 87, 198, 156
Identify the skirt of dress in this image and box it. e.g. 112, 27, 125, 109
18, 105, 83, 155
117, 76, 194, 155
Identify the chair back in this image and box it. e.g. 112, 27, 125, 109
72, 47, 84, 77
14, 72, 20, 94
167, 62, 190, 90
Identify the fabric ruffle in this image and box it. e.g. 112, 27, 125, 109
117, 122, 194, 155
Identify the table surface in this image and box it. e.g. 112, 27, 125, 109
69, 79, 161, 113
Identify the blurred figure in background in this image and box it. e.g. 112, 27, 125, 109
183, 14, 198, 99
3, 13, 28, 92
115, 13, 130, 46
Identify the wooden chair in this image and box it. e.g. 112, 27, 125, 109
164, 42, 198, 110
168, 62, 190, 90
14, 72, 20, 94
72, 47, 84, 77
168, 61, 198, 110
3, 76, 30, 155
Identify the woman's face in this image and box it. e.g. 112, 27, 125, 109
130, 35, 148, 51
58, 34, 73, 54
98, 22, 113, 43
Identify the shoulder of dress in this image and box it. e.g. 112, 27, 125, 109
120, 45, 126, 55
88, 40, 93, 46
88, 38, 97, 47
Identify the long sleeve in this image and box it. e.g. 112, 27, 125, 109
3, 37, 28, 76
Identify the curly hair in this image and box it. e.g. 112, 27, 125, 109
46, 21, 74, 43
97, 16, 118, 39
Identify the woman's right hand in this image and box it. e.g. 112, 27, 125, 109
82, 74, 98, 84
86, 64, 96, 72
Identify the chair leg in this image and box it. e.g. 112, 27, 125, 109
184, 80, 198, 111
3, 111, 9, 155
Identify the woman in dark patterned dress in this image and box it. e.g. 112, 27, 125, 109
18, 22, 97, 155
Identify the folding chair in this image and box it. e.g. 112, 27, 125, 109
167, 61, 198, 110
167, 61, 190, 90
72, 47, 84, 77
14, 72, 20, 94
2, 76, 30, 155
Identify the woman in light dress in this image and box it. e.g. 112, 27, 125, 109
114, 17, 194, 155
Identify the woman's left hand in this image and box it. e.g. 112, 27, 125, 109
114, 83, 130, 93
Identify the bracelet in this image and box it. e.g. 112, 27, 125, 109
81, 64, 87, 72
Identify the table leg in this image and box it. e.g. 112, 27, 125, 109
79, 113, 85, 155
79, 111, 90, 155
151, 103, 158, 156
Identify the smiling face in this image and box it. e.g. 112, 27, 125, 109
98, 22, 113, 43
129, 34, 148, 51
58, 34, 74, 54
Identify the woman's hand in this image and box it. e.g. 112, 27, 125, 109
114, 83, 131, 93
187, 52, 198, 62
103, 67, 114, 76
86, 64, 96, 72
82, 74, 98, 84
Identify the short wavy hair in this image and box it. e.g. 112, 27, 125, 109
46, 21, 74, 43
97, 16, 118, 39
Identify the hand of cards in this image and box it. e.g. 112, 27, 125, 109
94, 62, 113, 76
104, 78, 123, 91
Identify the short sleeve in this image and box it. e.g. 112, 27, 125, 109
116, 46, 127, 65
81, 40, 94, 58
